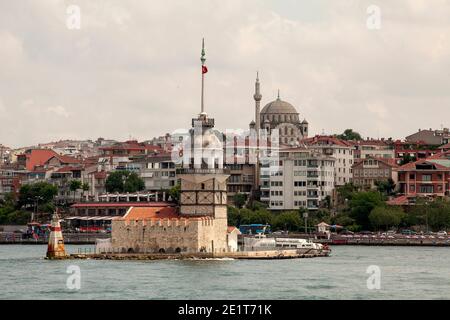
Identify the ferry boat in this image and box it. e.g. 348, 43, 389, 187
275, 238, 324, 250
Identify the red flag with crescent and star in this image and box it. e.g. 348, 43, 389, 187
202, 65, 208, 74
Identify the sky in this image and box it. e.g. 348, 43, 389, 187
1, 0, 450, 148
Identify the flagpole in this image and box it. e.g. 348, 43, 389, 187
201, 38, 206, 114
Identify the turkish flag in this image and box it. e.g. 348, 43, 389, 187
202, 65, 208, 74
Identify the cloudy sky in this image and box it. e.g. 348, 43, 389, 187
1, 0, 450, 148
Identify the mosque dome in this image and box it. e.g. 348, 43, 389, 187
260, 97, 298, 115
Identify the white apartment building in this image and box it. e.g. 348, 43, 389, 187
260, 148, 335, 211
353, 140, 395, 160
126, 155, 177, 191
304, 136, 354, 186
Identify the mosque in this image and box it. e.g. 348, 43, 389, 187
250, 75, 309, 146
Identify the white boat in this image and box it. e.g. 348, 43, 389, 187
275, 237, 324, 250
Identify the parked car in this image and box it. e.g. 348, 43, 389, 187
401, 230, 416, 235
437, 231, 448, 236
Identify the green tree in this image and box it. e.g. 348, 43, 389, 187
227, 206, 241, 227
428, 199, 450, 231
18, 182, 58, 208
336, 183, 357, 205
105, 171, 145, 193
375, 179, 396, 196
349, 191, 384, 230
233, 193, 247, 209
69, 180, 82, 202
399, 154, 416, 166
239, 208, 273, 226
272, 211, 302, 232
168, 183, 181, 203
336, 129, 362, 141
369, 206, 405, 231
81, 183, 90, 201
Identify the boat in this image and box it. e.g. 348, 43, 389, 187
275, 237, 324, 250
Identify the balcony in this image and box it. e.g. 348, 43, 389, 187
177, 168, 230, 175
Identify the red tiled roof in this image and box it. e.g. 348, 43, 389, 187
92, 171, 107, 179
122, 206, 179, 220
428, 151, 450, 159
302, 135, 352, 147
387, 196, 409, 206
352, 156, 398, 168
55, 166, 82, 173
227, 226, 240, 233
25, 149, 59, 171
71, 202, 171, 208
46, 154, 81, 165
440, 143, 450, 149
398, 159, 450, 171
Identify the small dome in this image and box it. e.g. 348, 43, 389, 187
302, 119, 309, 124
249, 120, 256, 125
261, 97, 298, 115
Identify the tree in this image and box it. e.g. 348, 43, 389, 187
369, 206, 405, 231
399, 154, 416, 166
81, 183, 90, 201
336, 183, 357, 205
69, 180, 82, 202
349, 191, 384, 230
105, 171, 145, 193
336, 129, 362, 141
272, 211, 302, 232
18, 182, 58, 208
123, 172, 145, 193
375, 179, 396, 196
233, 193, 247, 209
227, 206, 240, 227
427, 199, 450, 231
168, 184, 181, 203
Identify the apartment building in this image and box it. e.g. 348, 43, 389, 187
352, 156, 398, 189
260, 147, 335, 211
397, 160, 449, 197
126, 154, 177, 191
352, 139, 395, 160
303, 136, 354, 186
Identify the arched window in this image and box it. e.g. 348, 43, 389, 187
201, 183, 205, 190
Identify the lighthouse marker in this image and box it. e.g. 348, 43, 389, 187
46, 209, 67, 259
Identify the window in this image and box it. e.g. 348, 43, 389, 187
419, 185, 433, 193
422, 174, 432, 182
409, 174, 415, 180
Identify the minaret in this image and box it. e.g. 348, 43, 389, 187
253, 72, 262, 133
253, 72, 262, 197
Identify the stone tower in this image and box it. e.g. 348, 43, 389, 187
177, 39, 230, 253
